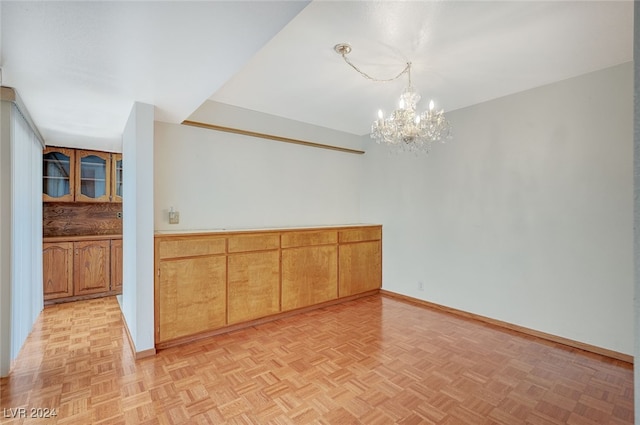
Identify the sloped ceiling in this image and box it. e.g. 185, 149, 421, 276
0, 1, 309, 151
209, 0, 633, 136
0, 1, 633, 151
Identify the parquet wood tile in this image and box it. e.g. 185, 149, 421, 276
0, 295, 633, 424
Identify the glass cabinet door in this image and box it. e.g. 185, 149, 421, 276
75, 150, 111, 202
111, 154, 123, 202
43, 147, 75, 202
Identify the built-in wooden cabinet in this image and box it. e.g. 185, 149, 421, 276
73, 240, 110, 295
159, 255, 227, 342
43, 242, 74, 299
281, 230, 338, 311
111, 153, 123, 203
338, 228, 382, 297
75, 150, 111, 202
154, 225, 382, 348
43, 147, 75, 202
43, 237, 122, 303
111, 239, 123, 293
43, 147, 123, 303
43, 147, 122, 202
228, 244, 280, 325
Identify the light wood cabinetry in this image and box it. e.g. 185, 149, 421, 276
43, 146, 122, 202
111, 153, 123, 203
282, 245, 338, 311
339, 241, 382, 297
74, 240, 110, 295
43, 147, 123, 303
43, 237, 122, 304
158, 255, 227, 342
154, 225, 382, 348
282, 230, 338, 311
111, 239, 123, 294
338, 228, 382, 297
228, 251, 280, 324
43, 147, 75, 202
43, 242, 74, 300
75, 150, 111, 202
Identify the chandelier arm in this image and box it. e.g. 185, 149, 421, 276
340, 53, 410, 83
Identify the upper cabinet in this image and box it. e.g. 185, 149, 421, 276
111, 153, 123, 203
43, 147, 122, 202
75, 150, 111, 202
43, 147, 75, 202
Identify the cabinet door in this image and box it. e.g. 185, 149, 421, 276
43, 242, 74, 300
111, 239, 123, 294
75, 150, 111, 202
111, 153, 123, 203
282, 245, 337, 311
74, 240, 110, 296
43, 147, 75, 202
228, 251, 280, 324
339, 241, 382, 297
158, 255, 226, 342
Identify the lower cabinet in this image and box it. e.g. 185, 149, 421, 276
43, 237, 122, 303
154, 225, 382, 347
43, 242, 74, 300
111, 239, 123, 293
281, 245, 337, 311
228, 250, 280, 324
74, 240, 110, 296
338, 241, 382, 297
158, 255, 227, 342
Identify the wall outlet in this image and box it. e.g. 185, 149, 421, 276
169, 210, 179, 224
116, 212, 123, 219
418, 281, 424, 291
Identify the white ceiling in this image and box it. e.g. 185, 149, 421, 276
0, 1, 633, 151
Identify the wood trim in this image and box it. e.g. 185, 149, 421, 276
0, 86, 16, 102
0, 86, 45, 147
182, 120, 365, 155
380, 290, 633, 364
156, 290, 379, 350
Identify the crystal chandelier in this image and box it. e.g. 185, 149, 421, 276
334, 43, 451, 154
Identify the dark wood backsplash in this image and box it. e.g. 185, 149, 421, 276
43, 202, 123, 237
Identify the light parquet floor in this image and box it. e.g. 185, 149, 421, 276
0, 295, 633, 424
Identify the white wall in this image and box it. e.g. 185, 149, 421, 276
361, 63, 634, 355
121, 102, 155, 354
155, 103, 364, 231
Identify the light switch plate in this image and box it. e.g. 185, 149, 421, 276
169, 211, 179, 224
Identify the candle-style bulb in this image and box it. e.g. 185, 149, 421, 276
378, 109, 383, 119
429, 100, 435, 111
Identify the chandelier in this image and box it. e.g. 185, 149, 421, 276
334, 43, 451, 154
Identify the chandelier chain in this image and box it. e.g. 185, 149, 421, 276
339, 51, 411, 83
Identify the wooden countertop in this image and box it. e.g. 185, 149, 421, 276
44, 234, 122, 243
154, 224, 380, 238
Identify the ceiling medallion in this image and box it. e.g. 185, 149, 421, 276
334, 43, 451, 154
